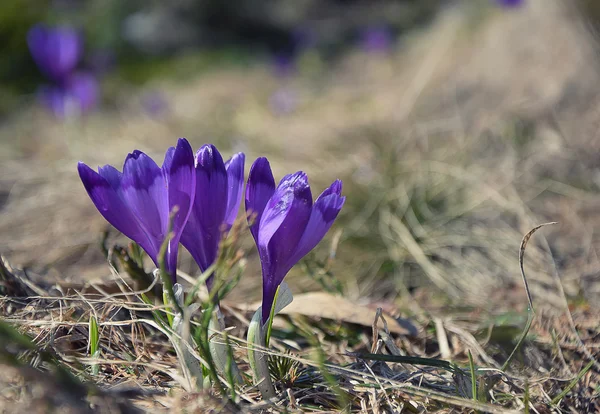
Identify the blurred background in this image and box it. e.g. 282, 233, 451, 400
1, 0, 600, 312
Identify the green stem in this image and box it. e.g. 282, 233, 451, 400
247, 308, 277, 400
197, 305, 226, 395
265, 285, 280, 348
551, 359, 594, 405
157, 207, 182, 316
467, 350, 477, 402
208, 306, 243, 384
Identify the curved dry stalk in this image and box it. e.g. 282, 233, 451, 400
502, 222, 557, 371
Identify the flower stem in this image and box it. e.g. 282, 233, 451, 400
247, 308, 277, 400
158, 207, 183, 316
208, 305, 243, 384
265, 285, 281, 347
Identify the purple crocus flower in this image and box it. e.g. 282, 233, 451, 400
360, 26, 393, 54
245, 158, 345, 323
180, 145, 245, 290
27, 24, 82, 83
269, 87, 297, 116
39, 71, 99, 118
77, 138, 196, 282
141, 90, 169, 119
272, 53, 296, 78
495, 0, 524, 7
271, 27, 316, 78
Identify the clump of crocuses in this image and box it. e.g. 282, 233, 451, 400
28, 24, 99, 118
78, 141, 344, 397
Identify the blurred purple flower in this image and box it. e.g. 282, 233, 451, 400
269, 88, 297, 116
360, 26, 393, 54
141, 91, 169, 118
245, 158, 345, 323
495, 0, 524, 7
78, 138, 196, 283
27, 24, 82, 83
180, 145, 245, 291
272, 53, 296, 78
271, 28, 317, 78
39, 71, 99, 118
28, 24, 102, 118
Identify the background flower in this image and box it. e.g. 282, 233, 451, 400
27, 23, 101, 118
360, 25, 393, 54
495, 0, 524, 7
27, 24, 82, 83
38, 71, 99, 118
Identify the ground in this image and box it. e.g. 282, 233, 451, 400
1, 0, 599, 412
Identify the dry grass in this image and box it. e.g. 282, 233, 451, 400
1, 243, 598, 412
1, 0, 600, 411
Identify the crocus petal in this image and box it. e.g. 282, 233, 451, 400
27, 24, 82, 82
180, 144, 227, 276
224, 153, 245, 229
78, 162, 151, 254
97, 164, 122, 190
163, 138, 196, 239
120, 150, 168, 264
245, 157, 276, 243
162, 138, 196, 278
259, 172, 313, 323
287, 180, 345, 268
258, 173, 312, 251
316, 179, 343, 200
